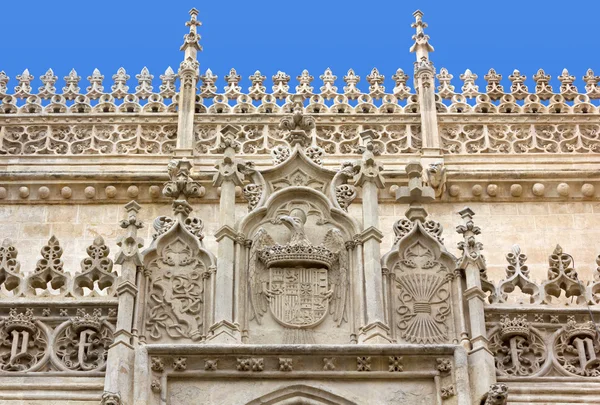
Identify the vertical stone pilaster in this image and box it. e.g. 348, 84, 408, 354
456, 208, 497, 403
175, 8, 202, 156
209, 125, 244, 343
103, 201, 144, 405
355, 130, 391, 343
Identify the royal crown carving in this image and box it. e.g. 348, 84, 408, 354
0, 7, 599, 405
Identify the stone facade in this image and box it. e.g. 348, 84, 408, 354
0, 8, 598, 405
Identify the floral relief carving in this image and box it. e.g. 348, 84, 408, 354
243, 184, 263, 211
0, 124, 177, 155
440, 124, 600, 155
146, 238, 207, 341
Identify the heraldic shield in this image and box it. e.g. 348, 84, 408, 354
249, 207, 349, 335
268, 267, 329, 328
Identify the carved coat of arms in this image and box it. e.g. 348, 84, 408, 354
249, 208, 348, 331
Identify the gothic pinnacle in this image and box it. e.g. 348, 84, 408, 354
181, 8, 202, 52
409, 10, 434, 61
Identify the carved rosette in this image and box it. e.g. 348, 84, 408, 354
54, 309, 113, 371
489, 316, 546, 376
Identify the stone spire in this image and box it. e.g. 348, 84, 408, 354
409, 10, 441, 156
176, 8, 202, 156
409, 10, 434, 62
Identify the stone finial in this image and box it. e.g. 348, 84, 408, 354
14, 69, 34, 98
111, 67, 130, 99
38, 68, 58, 98
62, 68, 81, 99
159, 66, 177, 98
0, 71, 9, 96
456, 208, 486, 272
354, 130, 384, 189
115, 200, 144, 266
409, 10, 434, 61
395, 161, 435, 222
279, 94, 315, 148
135, 67, 154, 99
86, 68, 105, 99
181, 8, 202, 51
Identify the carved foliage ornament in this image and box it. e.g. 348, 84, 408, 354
145, 237, 208, 342
144, 159, 215, 342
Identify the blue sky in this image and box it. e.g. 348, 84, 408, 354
1, 0, 598, 92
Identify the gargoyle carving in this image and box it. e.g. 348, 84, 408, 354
423, 162, 447, 198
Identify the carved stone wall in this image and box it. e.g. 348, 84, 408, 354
0, 7, 598, 405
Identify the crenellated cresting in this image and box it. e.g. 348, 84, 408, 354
1, 65, 599, 114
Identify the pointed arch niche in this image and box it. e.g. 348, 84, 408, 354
245, 385, 357, 405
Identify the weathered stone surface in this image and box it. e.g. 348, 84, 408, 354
0, 7, 598, 405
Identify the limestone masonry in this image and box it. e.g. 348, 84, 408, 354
0, 8, 599, 405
